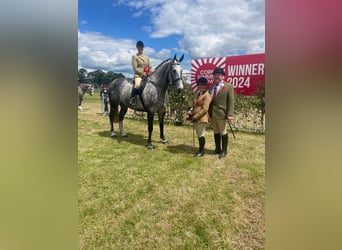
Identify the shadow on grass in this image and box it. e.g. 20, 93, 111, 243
97, 130, 215, 155
97, 130, 169, 149
165, 144, 198, 154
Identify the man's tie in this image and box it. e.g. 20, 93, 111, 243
213, 84, 218, 99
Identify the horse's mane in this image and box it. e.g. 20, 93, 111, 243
152, 58, 172, 72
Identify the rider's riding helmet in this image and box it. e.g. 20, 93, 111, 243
136, 40, 144, 47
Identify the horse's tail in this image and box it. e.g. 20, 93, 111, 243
108, 77, 129, 123
108, 102, 119, 122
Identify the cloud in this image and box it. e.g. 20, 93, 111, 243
78, 31, 169, 77
78, 31, 133, 75
79, 0, 264, 74
80, 20, 87, 25
116, 0, 265, 58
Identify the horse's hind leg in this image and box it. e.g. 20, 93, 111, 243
158, 111, 168, 144
147, 112, 155, 149
118, 105, 128, 137
109, 103, 118, 137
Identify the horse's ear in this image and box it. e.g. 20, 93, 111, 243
179, 54, 184, 62
173, 54, 177, 61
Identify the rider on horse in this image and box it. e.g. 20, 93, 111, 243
130, 40, 153, 105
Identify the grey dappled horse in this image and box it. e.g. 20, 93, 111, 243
108, 54, 184, 149
78, 83, 95, 110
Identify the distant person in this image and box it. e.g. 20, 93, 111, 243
208, 68, 235, 159
100, 84, 109, 115
188, 77, 212, 157
130, 40, 153, 105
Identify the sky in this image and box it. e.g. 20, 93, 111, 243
78, 0, 265, 78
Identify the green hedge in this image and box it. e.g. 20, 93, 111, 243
166, 83, 265, 133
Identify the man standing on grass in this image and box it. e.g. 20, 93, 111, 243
208, 68, 235, 159
100, 84, 109, 115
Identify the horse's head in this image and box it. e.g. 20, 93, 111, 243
87, 84, 95, 96
168, 54, 184, 93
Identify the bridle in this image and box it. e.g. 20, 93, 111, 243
146, 60, 183, 88
168, 61, 183, 87
85, 84, 95, 96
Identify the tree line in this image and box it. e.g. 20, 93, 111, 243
78, 68, 125, 88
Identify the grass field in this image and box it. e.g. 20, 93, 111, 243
78, 92, 265, 249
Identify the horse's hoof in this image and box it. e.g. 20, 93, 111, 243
147, 144, 154, 150
121, 133, 128, 137
111, 132, 117, 138
161, 139, 168, 144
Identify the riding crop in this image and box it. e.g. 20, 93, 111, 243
228, 121, 236, 139
193, 123, 195, 147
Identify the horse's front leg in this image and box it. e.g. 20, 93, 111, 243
158, 112, 168, 144
147, 112, 154, 149
78, 97, 83, 110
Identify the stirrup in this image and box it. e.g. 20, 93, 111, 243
130, 97, 136, 105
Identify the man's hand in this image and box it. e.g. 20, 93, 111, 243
227, 116, 234, 123
186, 114, 194, 121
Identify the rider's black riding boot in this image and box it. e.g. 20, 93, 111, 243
212, 133, 221, 154
194, 136, 205, 157
130, 88, 138, 105
219, 134, 228, 159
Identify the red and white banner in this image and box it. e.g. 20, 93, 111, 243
191, 53, 265, 96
